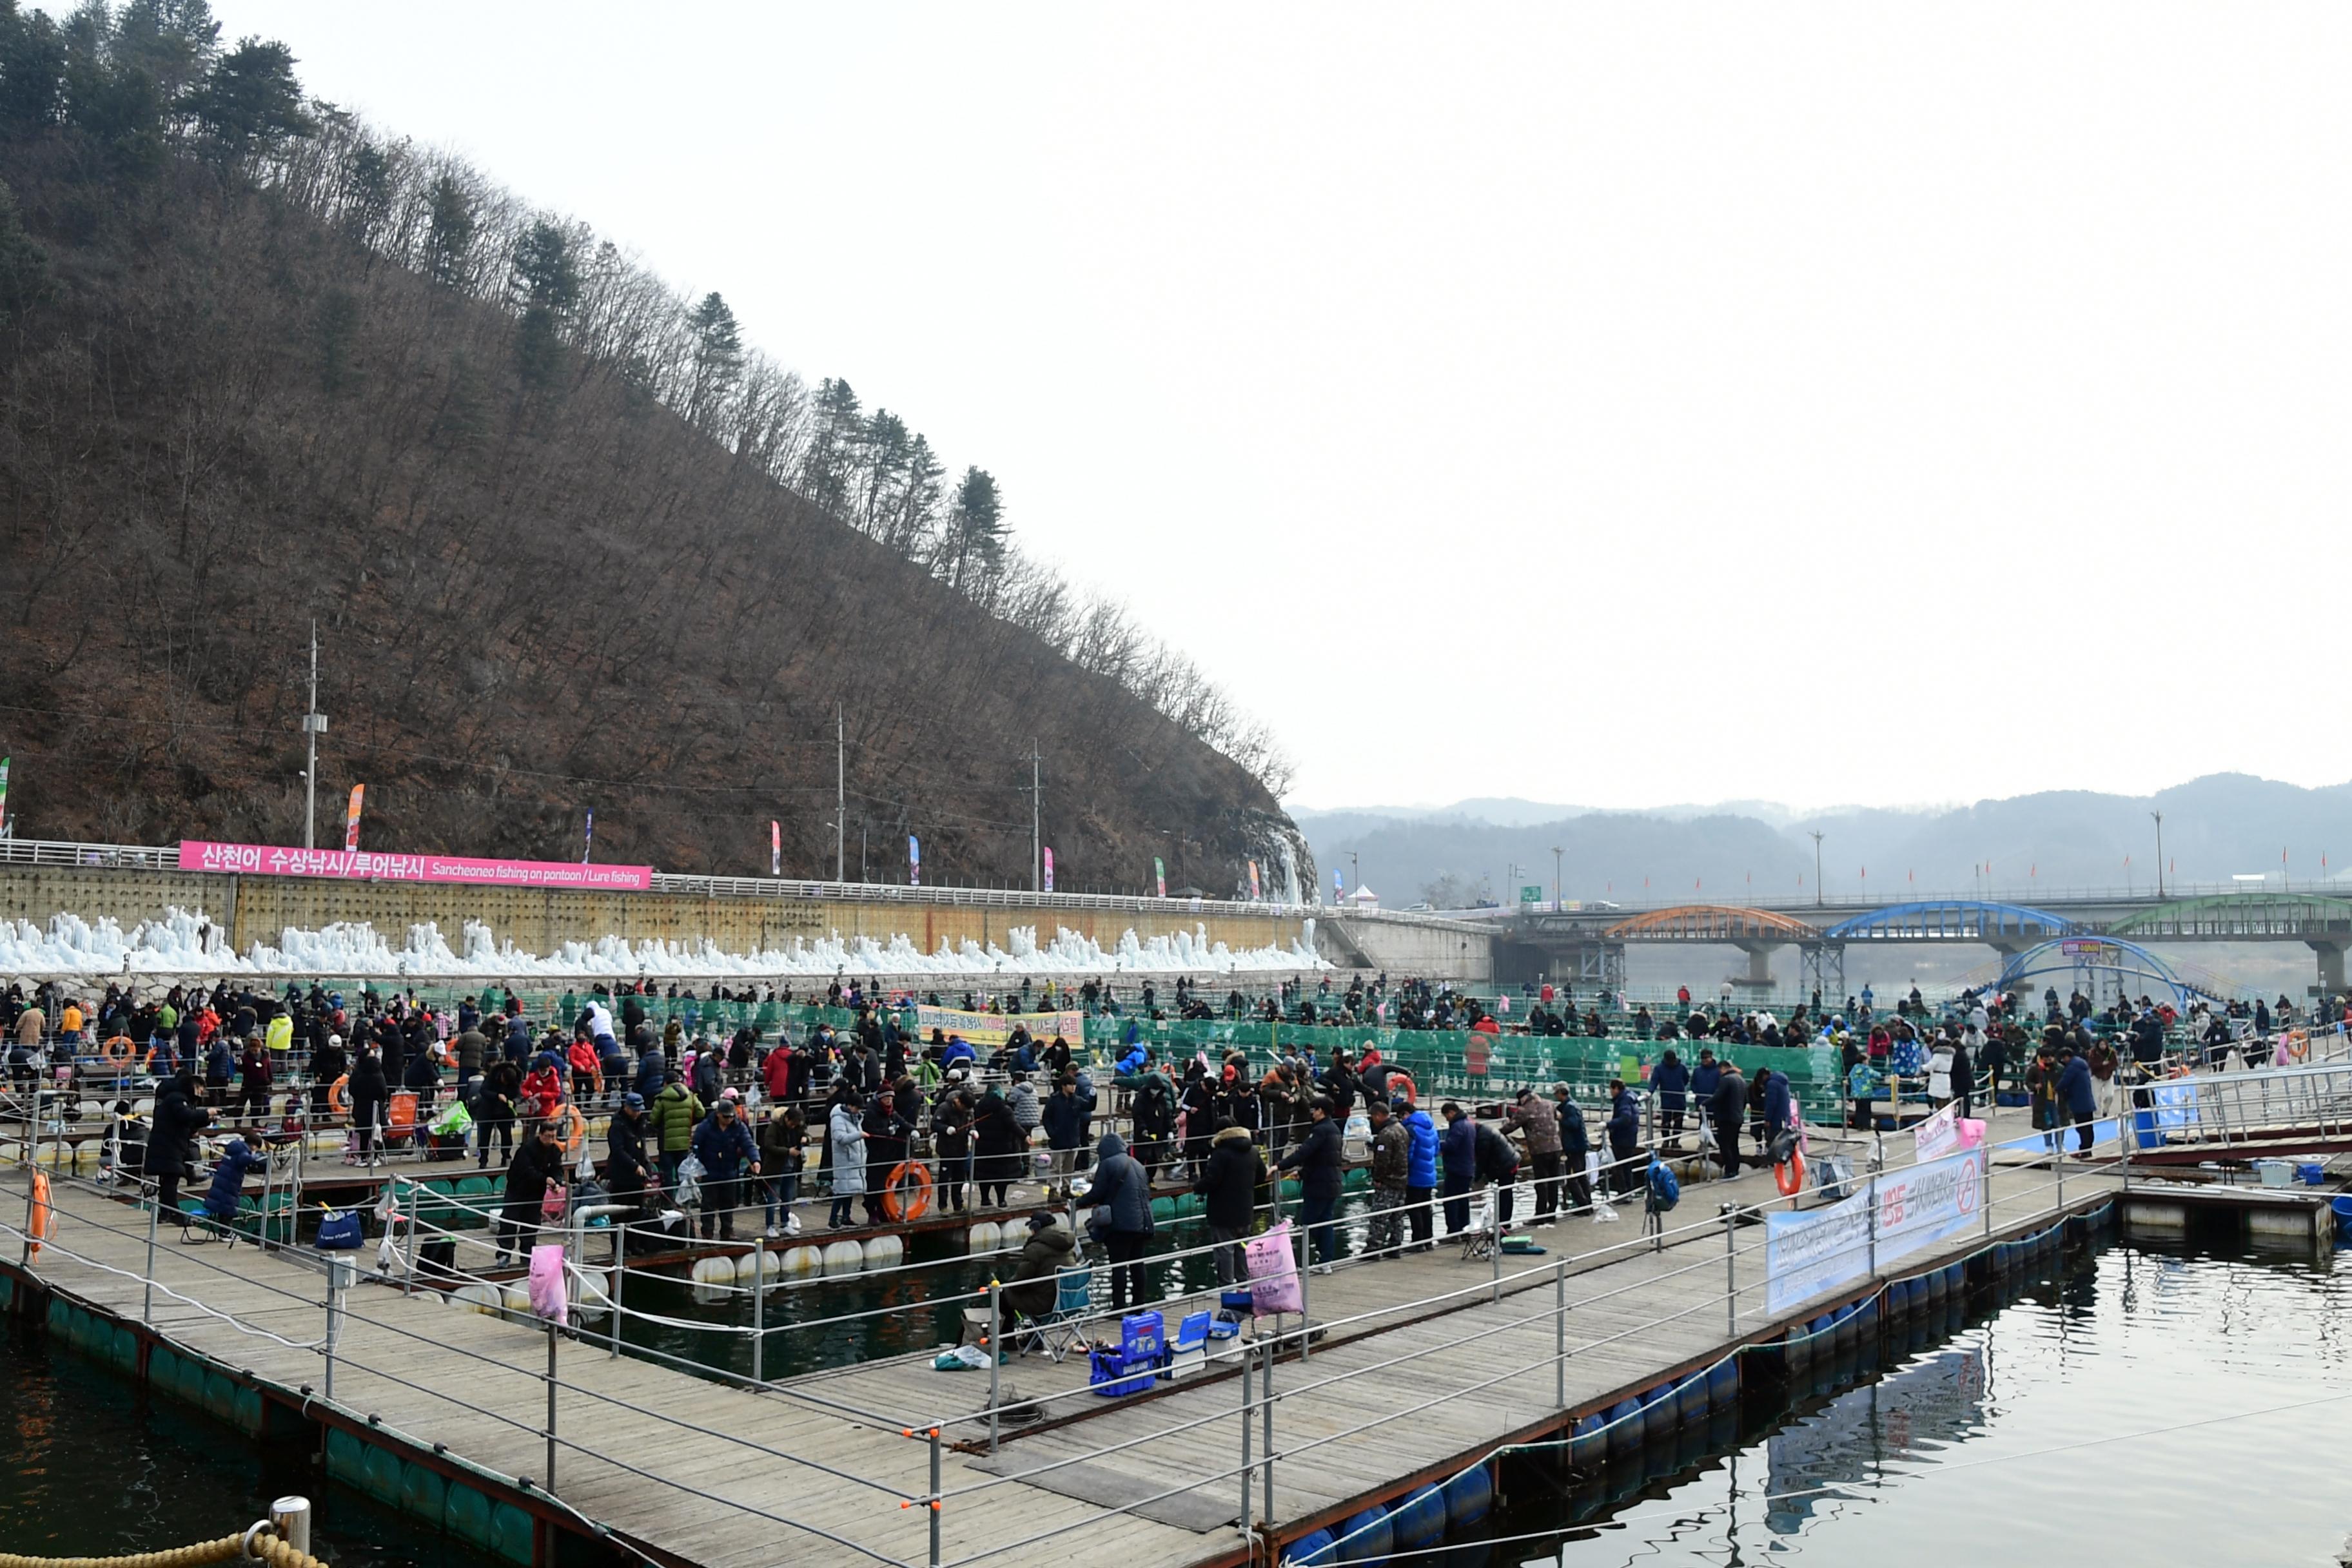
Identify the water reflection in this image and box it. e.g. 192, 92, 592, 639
1505, 1235, 2349, 1567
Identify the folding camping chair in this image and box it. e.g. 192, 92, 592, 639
1014, 1266, 1095, 1362
1456, 1191, 1500, 1264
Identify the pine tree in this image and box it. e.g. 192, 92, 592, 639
939, 466, 1005, 593
424, 172, 475, 288
798, 377, 862, 515
186, 34, 307, 161
684, 291, 742, 431
509, 218, 578, 391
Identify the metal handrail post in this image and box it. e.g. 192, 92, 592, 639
2056, 1136, 2065, 1211
1865, 1174, 1877, 1277
401, 1177, 418, 1297
142, 1182, 159, 1325
1489, 1191, 1502, 1303
1260, 1336, 1275, 1525
1553, 1257, 1566, 1407
928, 1427, 942, 1568
544, 1317, 559, 1493
987, 1280, 1003, 1453
752, 1242, 765, 1387
610, 1223, 625, 1359
21, 1084, 38, 1265
1983, 1150, 1994, 1240
1297, 1226, 1311, 1363
1723, 1208, 1737, 1333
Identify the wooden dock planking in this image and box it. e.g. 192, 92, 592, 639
14, 1124, 2131, 1568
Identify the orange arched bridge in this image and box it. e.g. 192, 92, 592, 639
1602, 905, 1818, 943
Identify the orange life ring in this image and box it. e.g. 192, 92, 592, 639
28, 1170, 54, 1257
99, 1035, 133, 1068
1386, 1070, 1416, 1106
2286, 1032, 2310, 1062
1774, 1146, 1807, 1197
328, 1075, 349, 1115
881, 1161, 934, 1223
554, 1103, 587, 1158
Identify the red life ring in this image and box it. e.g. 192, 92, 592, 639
881, 1161, 933, 1223
1774, 1147, 1807, 1197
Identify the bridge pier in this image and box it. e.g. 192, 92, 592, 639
1729, 941, 1778, 994
2309, 941, 2346, 999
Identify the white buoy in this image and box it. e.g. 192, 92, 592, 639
732, 1250, 760, 1281
863, 1234, 903, 1268
822, 1239, 865, 1273
571, 1267, 611, 1308
691, 1255, 736, 1286
756, 1249, 783, 1281
780, 1246, 823, 1278
451, 1283, 502, 1315
968, 1220, 1001, 1252
498, 1284, 532, 1316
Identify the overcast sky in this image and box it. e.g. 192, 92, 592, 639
210, 3, 2352, 813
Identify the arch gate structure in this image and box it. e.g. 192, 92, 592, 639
1992, 935, 2227, 1011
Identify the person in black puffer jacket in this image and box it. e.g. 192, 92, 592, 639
1278, 1095, 1345, 1271
1194, 1121, 1261, 1284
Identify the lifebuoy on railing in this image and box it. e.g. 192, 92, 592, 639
98, 1035, 133, 1068
881, 1161, 934, 1223
553, 1103, 587, 1157
327, 1075, 349, 1115
1774, 1147, 1807, 1197
28, 1169, 54, 1257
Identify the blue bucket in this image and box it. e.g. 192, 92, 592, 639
2298, 1163, 2326, 1186
2331, 1195, 2352, 1237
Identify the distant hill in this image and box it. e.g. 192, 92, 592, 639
0, 6, 1304, 892
1307, 774, 2352, 906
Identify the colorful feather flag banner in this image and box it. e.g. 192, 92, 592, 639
343, 785, 364, 852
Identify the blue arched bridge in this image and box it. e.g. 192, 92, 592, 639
1489, 890, 2352, 998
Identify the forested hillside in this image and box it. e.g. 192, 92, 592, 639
0, 1, 1305, 890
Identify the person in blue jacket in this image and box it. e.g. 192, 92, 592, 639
939, 1034, 976, 1072
1401, 1097, 1439, 1250
1438, 1101, 1478, 1234
1652, 1050, 1691, 1146
1760, 1069, 1794, 1145
2057, 1048, 2097, 1157
1605, 1079, 1641, 1196
689, 1098, 760, 1240
202, 1137, 266, 1235
1688, 1050, 1721, 1138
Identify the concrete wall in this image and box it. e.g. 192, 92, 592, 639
0, 865, 1318, 965
1317, 916, 1494, 981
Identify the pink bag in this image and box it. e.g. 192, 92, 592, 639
528, 1243, 569, 1326
1246, 1219, 1302, 1316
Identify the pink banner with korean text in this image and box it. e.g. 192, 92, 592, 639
178, 841, 654, 892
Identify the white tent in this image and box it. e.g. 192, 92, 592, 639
1346, 886, 1380, 906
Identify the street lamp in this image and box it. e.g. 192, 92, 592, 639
1551, 845, 1563, 908
1348, 850, 1360, 905
2151, 810, 2164, 899
1808, 830, 1824, 908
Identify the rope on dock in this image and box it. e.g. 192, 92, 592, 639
0, 1522, 331, 1568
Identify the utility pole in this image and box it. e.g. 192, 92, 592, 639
1808, 830, 1825, 908
302, 621, 328, 850
1551, 845, 1563, 908
1029, 740, 1042, 892
835, 704, 845, 883
1349, 851, 1360, 903
2151, 810, 2164, 899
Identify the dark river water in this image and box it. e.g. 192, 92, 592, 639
3, 1224, 2344, 1567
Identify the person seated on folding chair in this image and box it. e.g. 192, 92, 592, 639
1001, 1210, 1077, 1351
196, 1137, 266, 1246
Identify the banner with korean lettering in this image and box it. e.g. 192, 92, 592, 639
908, 835, 921, 887
179, 841, 654, 892
1154, 857, 1166, 897
770, 820, 781, 877
343, 785, 365, 852
1765, 1146, 1988, 1314
1042, 846, 1054, 893
916, 1005, 1083, 1048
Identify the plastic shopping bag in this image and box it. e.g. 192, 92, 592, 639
1245, 1219, 1303, 1316
528, 1243, 569, 1326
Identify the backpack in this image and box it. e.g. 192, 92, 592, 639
1646, 1157, 1680, 1211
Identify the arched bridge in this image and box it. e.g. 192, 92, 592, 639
1603, 905, 1818, 942
1496, 887, 2352, 998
